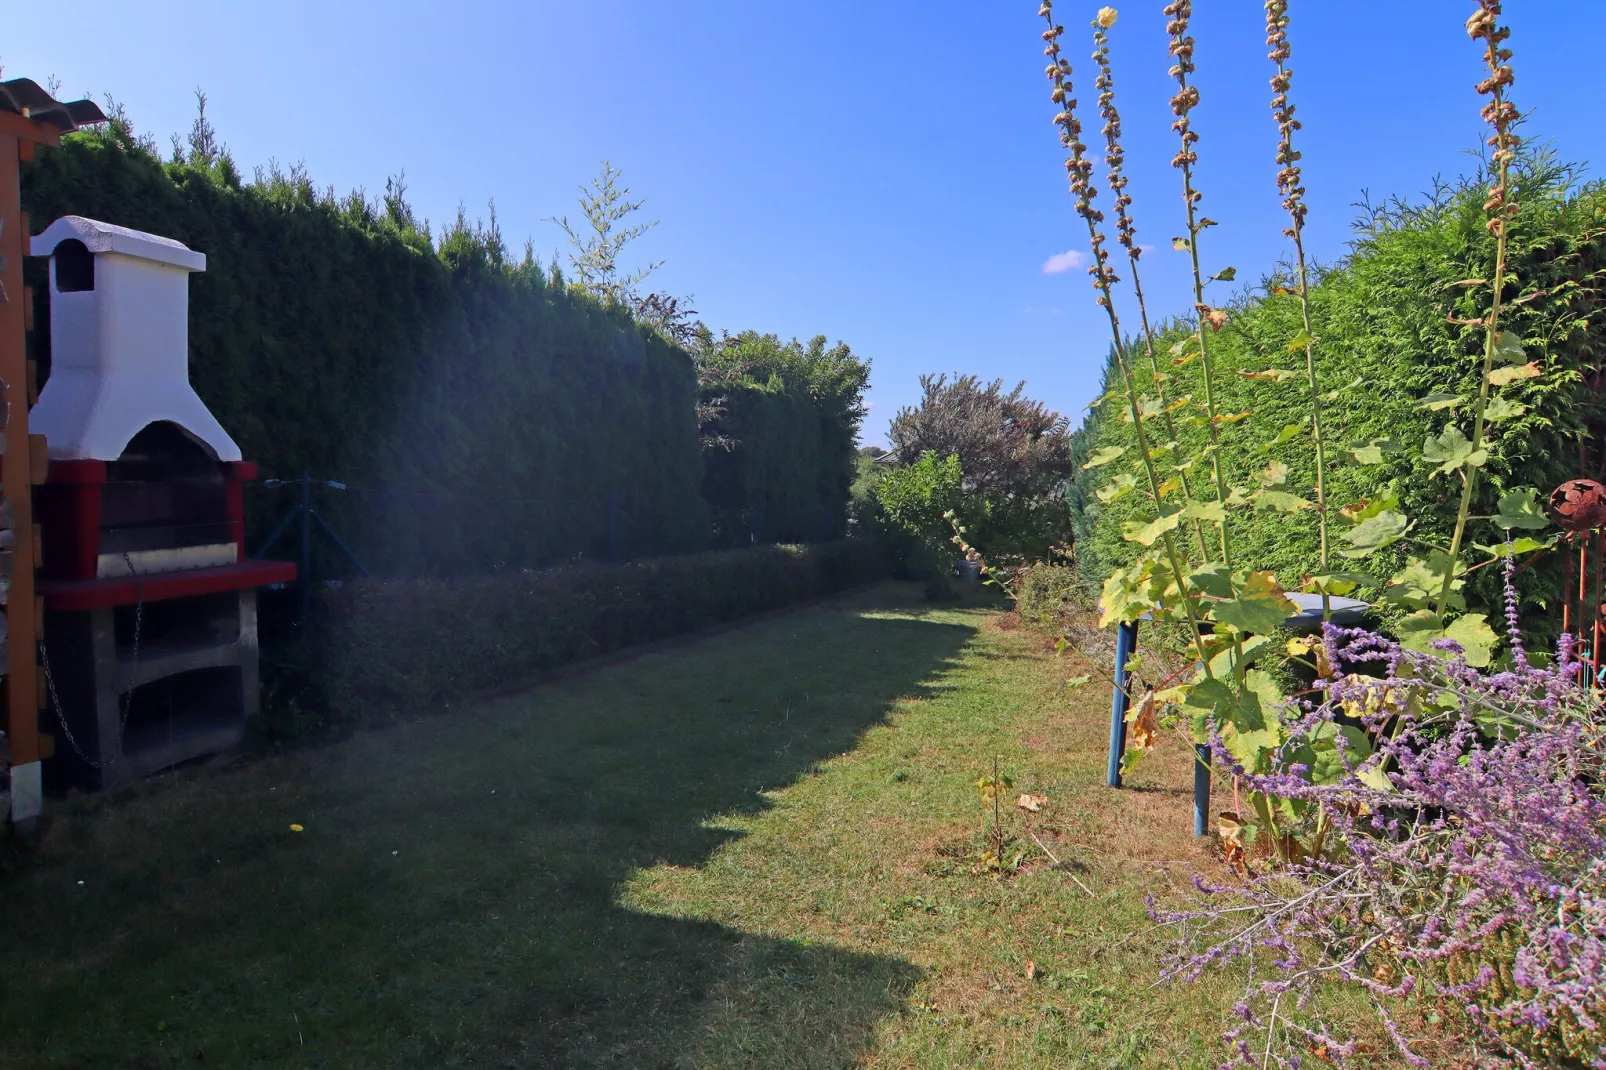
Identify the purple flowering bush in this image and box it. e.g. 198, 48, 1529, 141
1154, 558, 1606, 1067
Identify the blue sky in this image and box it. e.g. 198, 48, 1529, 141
8, 2, 1602, 446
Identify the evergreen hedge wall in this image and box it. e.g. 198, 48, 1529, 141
697, 332, 869, 547
1071, 164, 1606, 621
22, 127, 709, 575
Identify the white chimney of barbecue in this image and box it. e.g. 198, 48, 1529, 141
29, 216, 241, 462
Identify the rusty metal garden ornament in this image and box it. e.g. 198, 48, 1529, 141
1548, 479, 1606, 533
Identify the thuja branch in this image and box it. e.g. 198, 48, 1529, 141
1437, 0, 1521, 616
1266, 0, 1330, 603
1093, 12, 1211, 563
1164, 0, 1233, 568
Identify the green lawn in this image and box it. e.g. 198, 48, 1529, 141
0, 581, 1240, 1068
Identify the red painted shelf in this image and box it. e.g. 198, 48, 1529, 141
39, 560, 298, 611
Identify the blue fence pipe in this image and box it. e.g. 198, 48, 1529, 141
1193, 743, 1211, 838
1107, 619, 1138, 788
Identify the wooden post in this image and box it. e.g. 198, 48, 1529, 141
0, 112, 62, 830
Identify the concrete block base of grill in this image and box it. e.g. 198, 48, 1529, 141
43, 589, 259, 791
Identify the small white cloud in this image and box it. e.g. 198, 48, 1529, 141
1041, 250, 1086, 275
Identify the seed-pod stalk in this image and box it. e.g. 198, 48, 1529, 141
1164, 1, 1233, 569
1041, 3, 1213, 671
1266, 0, 1330, 607
1093, 14, 1211, 564
1437, 0, 1521, 615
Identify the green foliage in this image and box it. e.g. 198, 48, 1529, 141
319, 540, 887, 724
1070, 162, 1605, 623
23, 122, 710, 575
1013, 563, 1088, 627
695, 331, 871, 545
873, 452, 965, 551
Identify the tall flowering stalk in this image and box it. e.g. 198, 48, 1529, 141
1436, 0, 1523, 615
1040, 2, 1214, 669
1265, 1, 1331, 601
1092, 10, 1211, 563
1163, 0, 1234, 568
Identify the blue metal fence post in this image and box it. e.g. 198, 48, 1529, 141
607, 491, 618, 562
299, 471, 311, 624
1107, 619, 1138, 788
1193, 744, 1211, 838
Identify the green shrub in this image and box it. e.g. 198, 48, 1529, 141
317, 540, 887, 723
1013, 563, 1088, 628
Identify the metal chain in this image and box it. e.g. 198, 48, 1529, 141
40, 555, 145, 770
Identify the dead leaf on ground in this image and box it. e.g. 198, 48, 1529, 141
1217, 812, 1249, 875
1126, 689, 1158, 750
1025, 959, 1039, 980
1016, 793, 1047, 813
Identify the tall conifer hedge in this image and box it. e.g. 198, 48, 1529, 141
23, 122, 709, 575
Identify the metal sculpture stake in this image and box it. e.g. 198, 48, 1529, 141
1549, 479, 1606, 688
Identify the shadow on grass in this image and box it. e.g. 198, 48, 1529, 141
0, 589, 974, 1069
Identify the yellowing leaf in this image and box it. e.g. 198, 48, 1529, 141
1489, 361, 1541, 386
1286, 329, 1312, 353
1216, 410, 1251, 425
1202, 307, 1229, 333
1239, 368, 1300, 382
1082, 445, 1127, 470
1414, 392, 1465, 411
1172, 236, 1190, 252
1122, 508, 1182, 547
1211, 571, 1297, 635
1126, 689, 1159, 749
1096, 473, 1138, 504
1255, 490, 1313, 513
1182, 500, 1227, 524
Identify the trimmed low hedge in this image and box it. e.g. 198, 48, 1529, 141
317, 540, 887, 722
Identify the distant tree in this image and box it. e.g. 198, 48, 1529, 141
880, 375, 1074, 576
888, 374, 1074, 499
546, 161, 663, 306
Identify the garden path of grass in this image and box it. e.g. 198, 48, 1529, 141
0, 581, 1238, 1069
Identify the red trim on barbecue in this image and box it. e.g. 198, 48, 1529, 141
36, 479, 103, 580
222, 462, 257, 561
39, 559, 297, 611
42, 459, 108, 485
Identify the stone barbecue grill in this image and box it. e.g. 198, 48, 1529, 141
30, 216, 294, 788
